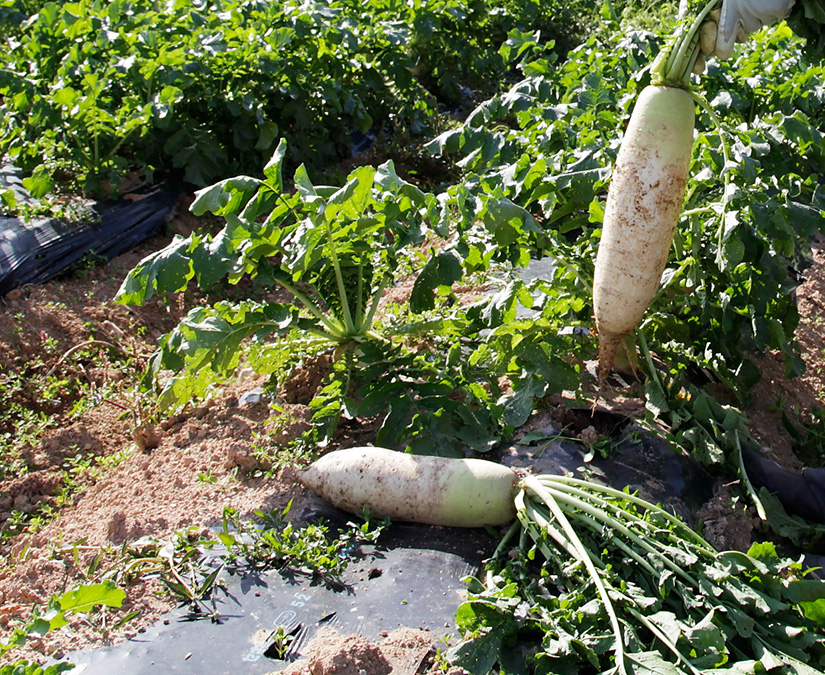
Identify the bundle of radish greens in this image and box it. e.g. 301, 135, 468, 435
465, 475, 825, 674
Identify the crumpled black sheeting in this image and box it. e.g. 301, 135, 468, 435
743, 448, 825, 524
0, 184, 179, 297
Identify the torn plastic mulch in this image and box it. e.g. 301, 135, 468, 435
0, 180, 180, 297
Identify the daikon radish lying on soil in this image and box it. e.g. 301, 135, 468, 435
298, 446, 518, 527
592, 0, 721, 382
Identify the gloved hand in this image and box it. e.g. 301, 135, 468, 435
698, 0, 796, 62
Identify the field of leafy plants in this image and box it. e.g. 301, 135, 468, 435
3, 0, 825, 672
0, 0, 595, 196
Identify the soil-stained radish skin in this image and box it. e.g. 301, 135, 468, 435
298, 446, 518, 527
593, 85, 695, 380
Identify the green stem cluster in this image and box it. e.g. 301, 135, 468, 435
267, 190, 388, 344
514, 474, 823, 674
650, 0, 721, 88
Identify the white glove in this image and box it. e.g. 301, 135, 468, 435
699, 0, 796, 61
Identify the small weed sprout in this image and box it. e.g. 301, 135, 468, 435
197, 470, 218, 484
267, 625, 296, 660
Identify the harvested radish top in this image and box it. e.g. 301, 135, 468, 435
453, 474, 825, 674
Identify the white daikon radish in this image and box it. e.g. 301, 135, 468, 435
299, 446, 518, 527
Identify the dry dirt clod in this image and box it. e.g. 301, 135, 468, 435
278, 628, 437, 675
224, 442, 258, 473
133, 423, 161, 452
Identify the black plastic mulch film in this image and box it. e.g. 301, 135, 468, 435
64, 517, 493, 675
0, 176, 179, 296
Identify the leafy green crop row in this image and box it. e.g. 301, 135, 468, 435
0, 0, 601, 196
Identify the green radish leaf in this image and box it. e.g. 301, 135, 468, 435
723, 604, 756, 639
787, 0, 825, 59
263, 138, 288, 193
1, 189, 18, 212
755, 488, 825, 545
27, 615, 57, 637
375, 397, 415, 448
308, 372, 347, 447
471, 280, 521, 327
374, 160, 427, 205
799, 599, 825, 625
448, 601, 517, 675
410, 251, 463, 312
481, 197, 537, 245
115, 236, 194, 305
500, 377, 546, 428
624, 651, 684, 675
445, 632, 505, 675
784, 579, 825, 609
515, 342, 578, 391
325, 166, 375, 222
722, 237, 745, 270
58, 581, 126, 615
187, 229, 236, 289
21, 169, 53, 199
190, 176, 261, 217
644, 378, 671, 418
746, 540, 778, 559
682, 610, 728, 669
498, 28, 540, 63
174, 302, 295, 373
293, 164, 318, 201
256, 121, 279, 151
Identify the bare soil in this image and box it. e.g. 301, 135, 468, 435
1, 204, 823, 673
